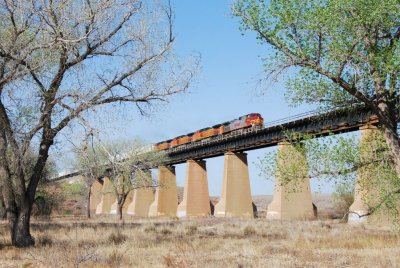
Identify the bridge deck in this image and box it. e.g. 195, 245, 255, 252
165, 107, 377, 165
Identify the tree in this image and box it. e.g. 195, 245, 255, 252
0, 0, 198, 247
257, 132, 360, 193
233, 0, 400, 177
75, 139, 166, 220
257, 131, 399, 221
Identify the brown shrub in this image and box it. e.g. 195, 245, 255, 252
36, 234, 53, 247
106, 248, 125, 267
107, 231, 127, 245
162, 253, 185, 268
243, 225, 256, 236
184, 225, 197, 236
159, 227, 173, 235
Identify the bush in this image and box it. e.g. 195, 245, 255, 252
37, 234, 53, 247
32, 190, 63, 218
243, 225, 256, 236
332, 182, 354, 220
107, 231, 127, 245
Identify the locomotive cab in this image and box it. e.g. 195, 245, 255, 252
246, 113, 264, 126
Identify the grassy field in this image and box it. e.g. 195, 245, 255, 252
0, 217, 399, 268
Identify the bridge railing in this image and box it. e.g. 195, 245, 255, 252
263, 108, 337, 128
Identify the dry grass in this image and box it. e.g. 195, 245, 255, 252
0, 217, 399, 268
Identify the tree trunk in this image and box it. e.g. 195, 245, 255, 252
0, 196, 5, 219
87, 187, 91, 219
116, 192, 127, 221
11, 206, 34, 247
376, 99, 400, 177
382, 124, 400, 176
117, 201, 123, 221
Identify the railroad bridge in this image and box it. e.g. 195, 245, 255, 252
88, 106, 380, 223
165, 106, 377, 164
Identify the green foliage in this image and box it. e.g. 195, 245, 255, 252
357, 129, 399, 219
306, 134, 359, 183
276, 141, 308, 190
285, 69, 357, 108
233, 0, 400, 108
258, 131, 358, 184
61, 182, 85, 197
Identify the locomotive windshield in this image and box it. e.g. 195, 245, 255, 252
247, 113, 260, 117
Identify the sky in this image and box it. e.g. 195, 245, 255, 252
139, 0, 340, 195
61, 0, 349, 195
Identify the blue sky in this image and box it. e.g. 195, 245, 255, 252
61, 0, 346, 195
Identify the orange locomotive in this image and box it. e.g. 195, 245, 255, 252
155, 113, 264, 150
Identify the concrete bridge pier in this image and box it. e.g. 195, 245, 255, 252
148, 166, 178, 217
348, 126, 375, 224
89, 179, 103, 216
126, 188, 154, 217
96, 177, 117, 214
109, 191, 133, 215
177, 159, 211, 218
348, 125, 396, 225
127, 171, 155, 217
214, 152, 253, 217
267, 142, 315, 220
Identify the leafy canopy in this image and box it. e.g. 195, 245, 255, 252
233, 0, 400, 109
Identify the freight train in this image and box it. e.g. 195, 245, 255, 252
155, 113, 264, 150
